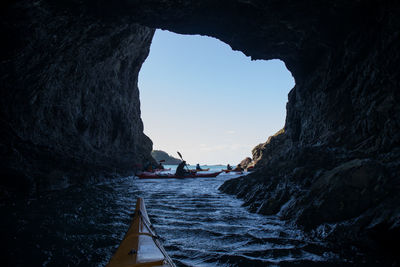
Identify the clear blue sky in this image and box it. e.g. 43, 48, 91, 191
139, 30, 295, 165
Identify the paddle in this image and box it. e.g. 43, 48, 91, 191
177, 151, 191, 172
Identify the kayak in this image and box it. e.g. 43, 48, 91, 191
221, 169, 243, 174
136, 171, 222, 179
155, 168, 171, 172
107, 197, 175, 267
192, 168, 210, 172
185, 168, 210, 174
146, 168, 171, 173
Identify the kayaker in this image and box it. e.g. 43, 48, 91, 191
157, 162, 164, 170
233, 164, 243, 172
175, 161, 188, 177
196, 163, 201, 171
227, 164, 232, 170
144, 162, 154, 172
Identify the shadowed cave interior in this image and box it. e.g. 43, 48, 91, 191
1, 0, 400, 265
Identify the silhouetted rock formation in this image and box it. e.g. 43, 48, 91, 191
1, 0, 400, 258
151, 150, 182, 165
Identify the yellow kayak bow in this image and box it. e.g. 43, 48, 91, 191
107, 198, 175, 267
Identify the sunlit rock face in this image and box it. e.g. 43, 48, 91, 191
0, 1, 155, 193
1, 0, 399, 254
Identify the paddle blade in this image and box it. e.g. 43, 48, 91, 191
177, 151, 183, 159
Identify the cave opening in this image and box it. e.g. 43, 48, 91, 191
138, 30, 295, 165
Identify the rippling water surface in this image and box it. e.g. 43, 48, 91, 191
3, 166, 346, 266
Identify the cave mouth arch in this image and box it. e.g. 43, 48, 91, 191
138, 29, 295, 165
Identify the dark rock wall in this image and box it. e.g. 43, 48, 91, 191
0, 1, 155, 193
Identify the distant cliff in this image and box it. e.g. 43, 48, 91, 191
151, 150, 182, 165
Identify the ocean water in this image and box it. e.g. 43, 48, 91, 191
2, 166, 372, 266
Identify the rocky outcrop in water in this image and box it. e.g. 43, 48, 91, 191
238, 157, 253, 170
1, 0, 400, 259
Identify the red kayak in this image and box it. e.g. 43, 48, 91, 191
136, 171, 222, 179
191, 168, 210, 172
222, 169, 243, 174
146, 168, 171, 173
155, 168, 171, 172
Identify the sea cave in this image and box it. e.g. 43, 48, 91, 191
1, 0, 399, 265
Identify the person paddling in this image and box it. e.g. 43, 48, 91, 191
233, 164, 243, 172
196, 163, 201, 171
175, 160, 188, 177
157, 162, 164, 170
